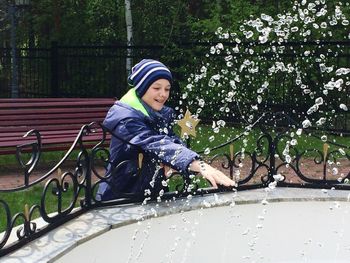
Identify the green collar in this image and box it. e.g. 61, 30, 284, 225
120, 88, 149, 117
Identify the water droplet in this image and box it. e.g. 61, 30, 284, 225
208, 78, 216, 87
335, 68, 350, 75
216, 43, 224, 50
316, 117, 326, 126
268, 181, 277, 189
198, 99, 205, 107
261, 199, 269, 205
185, 121, 193, 129
257, 95, 262, 104
242, 228, 250, 235
339, 104, 348, 111
261, 13, 273, 22
245, 31, 254, 39
159, 189, 165, 197
315, 97, 324, 105
334, 201, 340, 208
339, 148, 346, 155
256, 224, 263, 229
202, 200, 211, 208
259, 35, 268, 44
332, 167, 338, 175
273, 174, 284, 181
307, 104, 319, 115
320, 22, 327, 28
342, 20, 349, 26
258, 215, 265, 220
302, 119, 311, 128
285, 155, 292, 163
290, 139, 297, 146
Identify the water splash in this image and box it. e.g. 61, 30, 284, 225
184, 0, 349, 134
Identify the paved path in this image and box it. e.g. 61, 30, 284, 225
0, 163, 105, 190
1, 158, 349, 190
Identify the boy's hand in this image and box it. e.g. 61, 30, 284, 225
189, 160, 235, 188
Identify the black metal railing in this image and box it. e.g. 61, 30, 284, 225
0, 112, 349, 257
0, 43, 164, 99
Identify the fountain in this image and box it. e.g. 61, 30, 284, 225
55, 189, 350, 263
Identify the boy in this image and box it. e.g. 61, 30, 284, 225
97, 59, 234, 201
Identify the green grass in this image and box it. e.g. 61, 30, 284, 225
0, 150, 81, 170
0, 184, 84, 233
180, 124, 349, 158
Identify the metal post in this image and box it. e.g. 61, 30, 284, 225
10, 3, 19, 98
124, 0, 133, 76
51, 41, 59, 97
269, 135, 276, 184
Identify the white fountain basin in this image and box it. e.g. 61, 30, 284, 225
4, 188, 350, 263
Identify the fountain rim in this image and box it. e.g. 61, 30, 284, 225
4, 187, 350, 262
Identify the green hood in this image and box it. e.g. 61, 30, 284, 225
120, 88, 149, 117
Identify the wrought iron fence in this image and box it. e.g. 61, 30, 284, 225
0, 43, 164, 98
0, 112, 349, 257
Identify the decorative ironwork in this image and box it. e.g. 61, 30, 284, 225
0, 113, 349, 257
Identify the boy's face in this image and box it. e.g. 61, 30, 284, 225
141, 79, 171, 111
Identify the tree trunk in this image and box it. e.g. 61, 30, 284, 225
124, 0, 133, 75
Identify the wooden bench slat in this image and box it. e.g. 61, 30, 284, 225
0, 134, 111, 148
0, 117, 106, 126
0, 98, 114, 103
0, 131, 106, 143
0, 107, 111, 116
0, 112, 106, 121
0, 129, 94, 138
0, 100, 115, 109
0, 124, 92, 133
0, 98, 114, 155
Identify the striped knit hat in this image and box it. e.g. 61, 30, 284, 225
128, 59, 173, 97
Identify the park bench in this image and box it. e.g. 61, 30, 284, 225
0, 98, 115, 155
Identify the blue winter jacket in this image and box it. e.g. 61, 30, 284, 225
96, 89, 199, 201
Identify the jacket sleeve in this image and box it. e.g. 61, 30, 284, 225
114, 117, 199, 173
